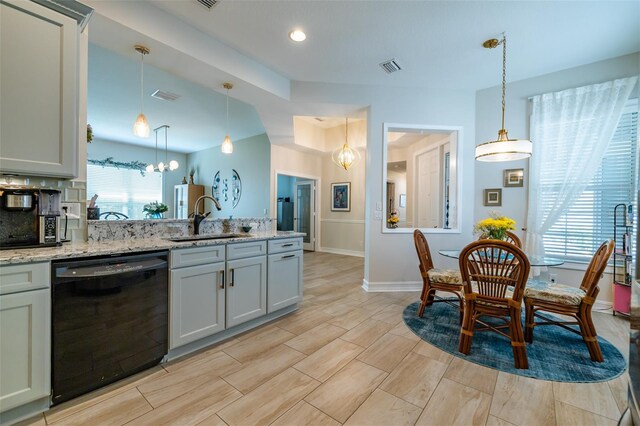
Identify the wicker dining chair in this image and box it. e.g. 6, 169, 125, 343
458, 239, 531, 369
477, 231, 522, 248
524, 240, 614, 362
413, 229, 464, 320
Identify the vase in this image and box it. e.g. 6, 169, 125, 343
149, 212, 163, 219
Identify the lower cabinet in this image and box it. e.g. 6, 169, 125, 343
226, 256, 267, 328
0, 288, 50, 412
170, 262, 225, 349
267, 250, 303, 313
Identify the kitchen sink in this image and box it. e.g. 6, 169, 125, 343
166, 233, 249, 242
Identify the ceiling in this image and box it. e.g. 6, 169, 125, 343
147, 0, 639, 91
84, 0, 639, 151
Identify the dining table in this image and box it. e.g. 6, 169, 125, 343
438, 249, 564, 267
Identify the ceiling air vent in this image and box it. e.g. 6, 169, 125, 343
196, 0, 217, 10
151, 89, 180, 102
379, 59, 402, 74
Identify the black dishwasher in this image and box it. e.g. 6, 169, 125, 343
51, 251, 168, 405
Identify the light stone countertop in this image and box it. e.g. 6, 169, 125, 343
0, 231, 305, 265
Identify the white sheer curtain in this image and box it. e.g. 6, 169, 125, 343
525, 76, 637, 257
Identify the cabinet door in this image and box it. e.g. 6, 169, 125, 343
0, 289, 50, 412
0, 0, 79, 178
267, 251, 303, 313
226, 256, 267, 328
170, 263, 225, 349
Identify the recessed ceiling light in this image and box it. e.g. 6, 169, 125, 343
289, 29, 306, 42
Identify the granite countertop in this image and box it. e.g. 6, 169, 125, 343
0, 231, 305, 265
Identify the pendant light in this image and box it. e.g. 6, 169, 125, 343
332, 118, 361, 171
475, 34, 532, 162
221, 82, 234, 154
146, 125, 179, 173
133, 45, 150, 138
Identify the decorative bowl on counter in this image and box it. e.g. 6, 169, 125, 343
241, 225, 252, 233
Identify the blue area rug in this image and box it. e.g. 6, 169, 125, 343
403, 301, 626, 382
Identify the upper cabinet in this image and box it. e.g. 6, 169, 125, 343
0, 0, 79, 178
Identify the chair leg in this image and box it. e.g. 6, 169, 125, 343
509, 308, 529, 369
580, 306, 604, 362
458, 301, 475, 355
524, 299, 534, 343
418, 286, 434, 317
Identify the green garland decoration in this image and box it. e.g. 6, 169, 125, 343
88, 157, 149, 176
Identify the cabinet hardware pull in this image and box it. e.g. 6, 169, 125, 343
230, 268, 235, 287
282, 243, 294, 247
220, 270, 225, 289
282, 254, 295, 259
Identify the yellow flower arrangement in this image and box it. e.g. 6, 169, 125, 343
474, 213, 516, 241
387, 210, 399, 228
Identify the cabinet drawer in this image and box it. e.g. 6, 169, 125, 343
227, 240, 266, 260
267, 251, 303, 313
171, 245, 225, 269
268, 238, 303, 254
0, 262, 50, 295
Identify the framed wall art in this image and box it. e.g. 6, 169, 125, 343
503, 168, 524, 187
331, 182, 351, 212
483, 188, 502, 206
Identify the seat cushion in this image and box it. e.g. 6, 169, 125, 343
427, 268, 462, 285
524, 279, 586, 306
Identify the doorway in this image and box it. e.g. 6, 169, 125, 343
275, 172, 318, 251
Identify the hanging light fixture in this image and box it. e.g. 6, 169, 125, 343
332, 118, 361, 171
133, 45, 150, 138
475, 34, 532, 162
146, 125, 179, 173
221, 82, 234, 154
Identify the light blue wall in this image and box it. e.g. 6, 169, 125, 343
187, 133, 271, 218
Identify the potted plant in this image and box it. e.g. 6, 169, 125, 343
143, 201, 168, 219
474, 213, 516, 240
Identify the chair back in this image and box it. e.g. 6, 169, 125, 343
414, 229, 434, 277
580, 240, 615, 297
476, 231, 522, 248
504, 231, 522, 248
459, 239, 531, 305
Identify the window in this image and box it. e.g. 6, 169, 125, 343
87, 164, 163, 220
542, 99, 637, 262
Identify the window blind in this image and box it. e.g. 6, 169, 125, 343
87, 165, 163, 220
542, 99, 638, 262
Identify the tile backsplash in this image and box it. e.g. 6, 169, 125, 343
1, 176, 87, 241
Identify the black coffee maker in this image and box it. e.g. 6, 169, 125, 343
0, 187, 61, 248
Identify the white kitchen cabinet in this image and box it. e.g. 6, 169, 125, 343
0, 0, 79, 178
226, 247, 267, 328
0, 288, 50, 412
170, 262, 226, 349
267, 239, 303, 313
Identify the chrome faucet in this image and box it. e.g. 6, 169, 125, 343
193, 195, 222, 235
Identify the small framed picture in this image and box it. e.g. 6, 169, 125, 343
331, 182, 351, 212
483, 188, 502, 206
399, 194, 406, 208
503, 168, 524, 187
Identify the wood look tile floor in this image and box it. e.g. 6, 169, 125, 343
22, 252, 630, 426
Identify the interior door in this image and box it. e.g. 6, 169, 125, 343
294, 180, 315, 251
416, 148, 440, 228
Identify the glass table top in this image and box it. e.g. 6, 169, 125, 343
438, 250, 565, 267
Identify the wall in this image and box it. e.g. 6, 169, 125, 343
188, 133, 271, 218
277, 174, 295, 200
475, 53, 640, 305
87, 138, 188, 218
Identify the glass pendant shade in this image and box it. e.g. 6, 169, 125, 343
146, 163, 155, 173
332, 143, 361, 171
475, 34, 531, 162
169, 160, 179, 171
475, 129, 532, 162
221, 135, 233, 154
332, 117, 361, 171
133, 113, 150, 138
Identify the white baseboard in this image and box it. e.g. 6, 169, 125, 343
362, 279, 422, 292
319, 247, 364, 258
593, 300, 612, 311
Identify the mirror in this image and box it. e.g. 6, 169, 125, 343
382, 123, 461, 233
86, 43, 270, 220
